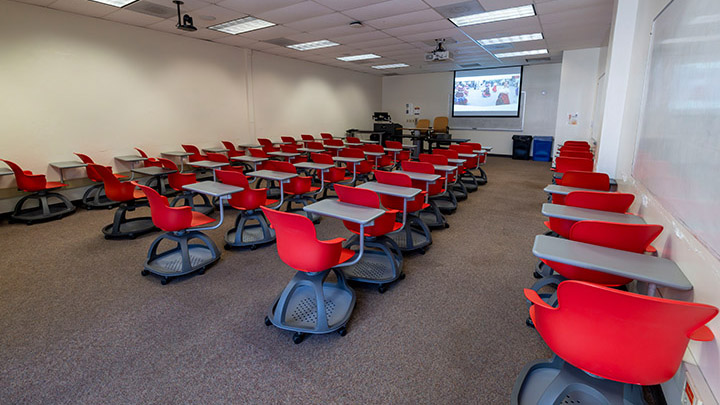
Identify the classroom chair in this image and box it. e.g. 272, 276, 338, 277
432, 116, 449, 134
246, 148, 277, 197
461, 142, 488, 185
434, 148, 475, 193
310, 152, 351, 198
362, 144, 394, 171
134, 148, 162, 167
220, 141, 244, 158
374, 170, 432, 254
346, 136, 361, 144
339, 148, 373, 185
267, 160, 320, 223
401, 160, 448, 229
529, 221, 663, 313
261, 207, 356, 344
280, 144, 308, 164
559, 150, 594, 159
74, 152, 123, 209
320, 133, 333, 140
553, 156, 594, 175
552, 171, 610, 205
90, 164, 156, 239
323, 138, 345, 156
216, 170, 276, 250
0, 159, 76, 224
419, 153, 458, 214
134, 182, 220, 285
432, 149, 470, 198
280, 136, 301, 146
157, 158, 213, 215
562, 140, 591, 149
335, 184, 404, 293
300, 134, 315, 146
415, 119, 431, 135
206, 152, 243, 172
544, 191, 635, 239
449, 144, 481, 189
513, 281, 717, 405
384, 140, 411, 168
256, 138, 277, 152
181, 144, 208, 162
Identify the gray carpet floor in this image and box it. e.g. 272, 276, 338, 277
0, 157, 552, 404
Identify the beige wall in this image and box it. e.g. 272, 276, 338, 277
0, 0, 381, 204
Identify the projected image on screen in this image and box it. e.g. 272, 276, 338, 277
452, 66, 523, 117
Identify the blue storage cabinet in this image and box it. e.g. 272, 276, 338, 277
532, 136, 553, 161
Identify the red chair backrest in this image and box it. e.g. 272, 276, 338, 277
335, 184, 397, 236
280, 144, 300, 153
132, 182, 193, 232
419, 153, 454, 181
301, 134, 315, 141
207, 153, 230, 163
527, 280, 717, 385
555, 157, 593, 173
248, 148, 269, 158
561, 171, 609, 191
216, 169, 267, 211
134, 148, 149, 158
307, 141, 324, 150
261, 207, 344, 272
181, 144, 201, 155
347, 137, 361, 143
269, 160, 296, 174
257, 138, 273, 148
570, 221, 662, 254
310, 152, 333, 165
373, 170, 425, 212
462, 142, 486, 164
0, 159, 47, 191
157, 158, 196, 191
401, 161, 443, 195
340, 148, 364, 159
363, 144, 384, 153
281, 136, 296, 144
320, 133, 333, 140
565, 191, 634, 213
385, 140, 401, 149
221, 141, 238, 152
89, 163, 137, 202
560, 150, 594, 159
433, 148, 459, 159
74, 153, 104, 182
324, 139, 344, 147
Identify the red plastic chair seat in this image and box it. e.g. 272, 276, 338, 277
190, 211, 215, 228
44, 181, 69, 190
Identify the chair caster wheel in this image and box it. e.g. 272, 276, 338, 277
141, 270, 149, 276
444, 223, 450, 228
292, 332, 305, 344
104, 235, 111, 240
399, 273, 406, 280
420, 247, 427, 255
526, 317, 535, 328
264, 316, 272, 326
128, 234, 136, 240
197, 267, 205, 275
250, 245, 257, 251
337, 326, 347, 337
533, 271, 542, 279
161, 277, 170, 285
378, 285, 387, 294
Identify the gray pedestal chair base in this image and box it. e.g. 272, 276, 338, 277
451, 181, 468, 201
102, 201, 156, 240
459, 170, 479, 192
141, 230, 220, 285
265, 268, 355, 344
417, 200, 448, 229
225, 209, 276, 250
386, 214, 432, 254
430, 191, 458, 214
171, 192, 214, 216
469, 167, 487, 185
512, 356, 644, 405
10, 190, 76, 224
82, 183, 118, 209
341, 234, 404, 293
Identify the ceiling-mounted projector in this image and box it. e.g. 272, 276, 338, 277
425, 38, 453, 62
173, 0, 197, 32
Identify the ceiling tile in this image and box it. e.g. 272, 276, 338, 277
478, 0, 533, 11
382, 19, 454, 37
535, 0, 611, 14
103, 9, 166, 26
332, 30, 390, 44
189, 5, 248, 28
12, 0, 56, 6
213, 35, 260, 47
538, 4, 612, 25
349, 37, 404, 49
459, 16, 542, 38
284, 12, 354, 31
423, 0, 467, 7
235, 25, 301, 40
364, 9, 443, 30
313, 0, 387, 12
214, 0, 303, 15
48, 0, 117, 18
169, 0, 214, 12
342, 0, 428, 21
255, 1, 334, 24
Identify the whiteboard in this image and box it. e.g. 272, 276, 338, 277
633, 0, 720, 258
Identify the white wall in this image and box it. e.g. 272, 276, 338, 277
381, 63, 562, 156
553, 48, 602, 155
0, 0, 381, 209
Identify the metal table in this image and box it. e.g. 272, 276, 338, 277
393, 170, 440, 203
231, 155, 267, 171
541, 203, 645, 224
237, 144, 260, 149
432, 164, 458, 191
363, 150, 385, 168
345, 142, 363, 147
0, 167, 13, 176
189, 160, 229, 181
267, 151, 300, 161
293, 162, 334, 194
202, 147, 230, 154
332, 156, 365, 183
360, 139, 379, 144
161, 151, 192, 172
246, 170, 298, 209
532, 235, 692, 296
182, 181, 243, 231
357, 181, 420, 229
298, 148, 324, 154
114, 155, 148, 180
49, 161, 87, 183
132, 166, 177, 196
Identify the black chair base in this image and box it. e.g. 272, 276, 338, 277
512, 355, 643, 405
471, 167, 487, 185
386, 214, 432, 254
451, 181, 468, 201
142, 230, 220, 285
460, 170, 479, 192
431, 192, 458, 214
265, 268, 355, 344
417, 200, 448, 229
10, 191, 76, 224
82, 183, 118, 209
102, 201, 156, 239
225, 209, 275, 249
342, 234, 404, 293
171, 192, 214, 215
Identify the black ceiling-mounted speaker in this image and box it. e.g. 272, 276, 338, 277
173, 0, 197, 32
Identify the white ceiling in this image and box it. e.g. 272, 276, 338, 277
13, 0, 614, 75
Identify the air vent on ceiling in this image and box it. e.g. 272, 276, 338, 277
125, 1, 176, 18
264, 38, 299, 47
526, 57, 552, 63
483, 43, 514, 51
433, 0, 485, 19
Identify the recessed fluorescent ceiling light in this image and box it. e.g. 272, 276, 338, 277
287, 40, 339, 51
337, 54, 381, 62
372, 63, 409, 69
479, 33, 543, 45
450, 5, 535, 27
90, 0, 138, 7
495, 49, 548, 58
209, 17, 275, 35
